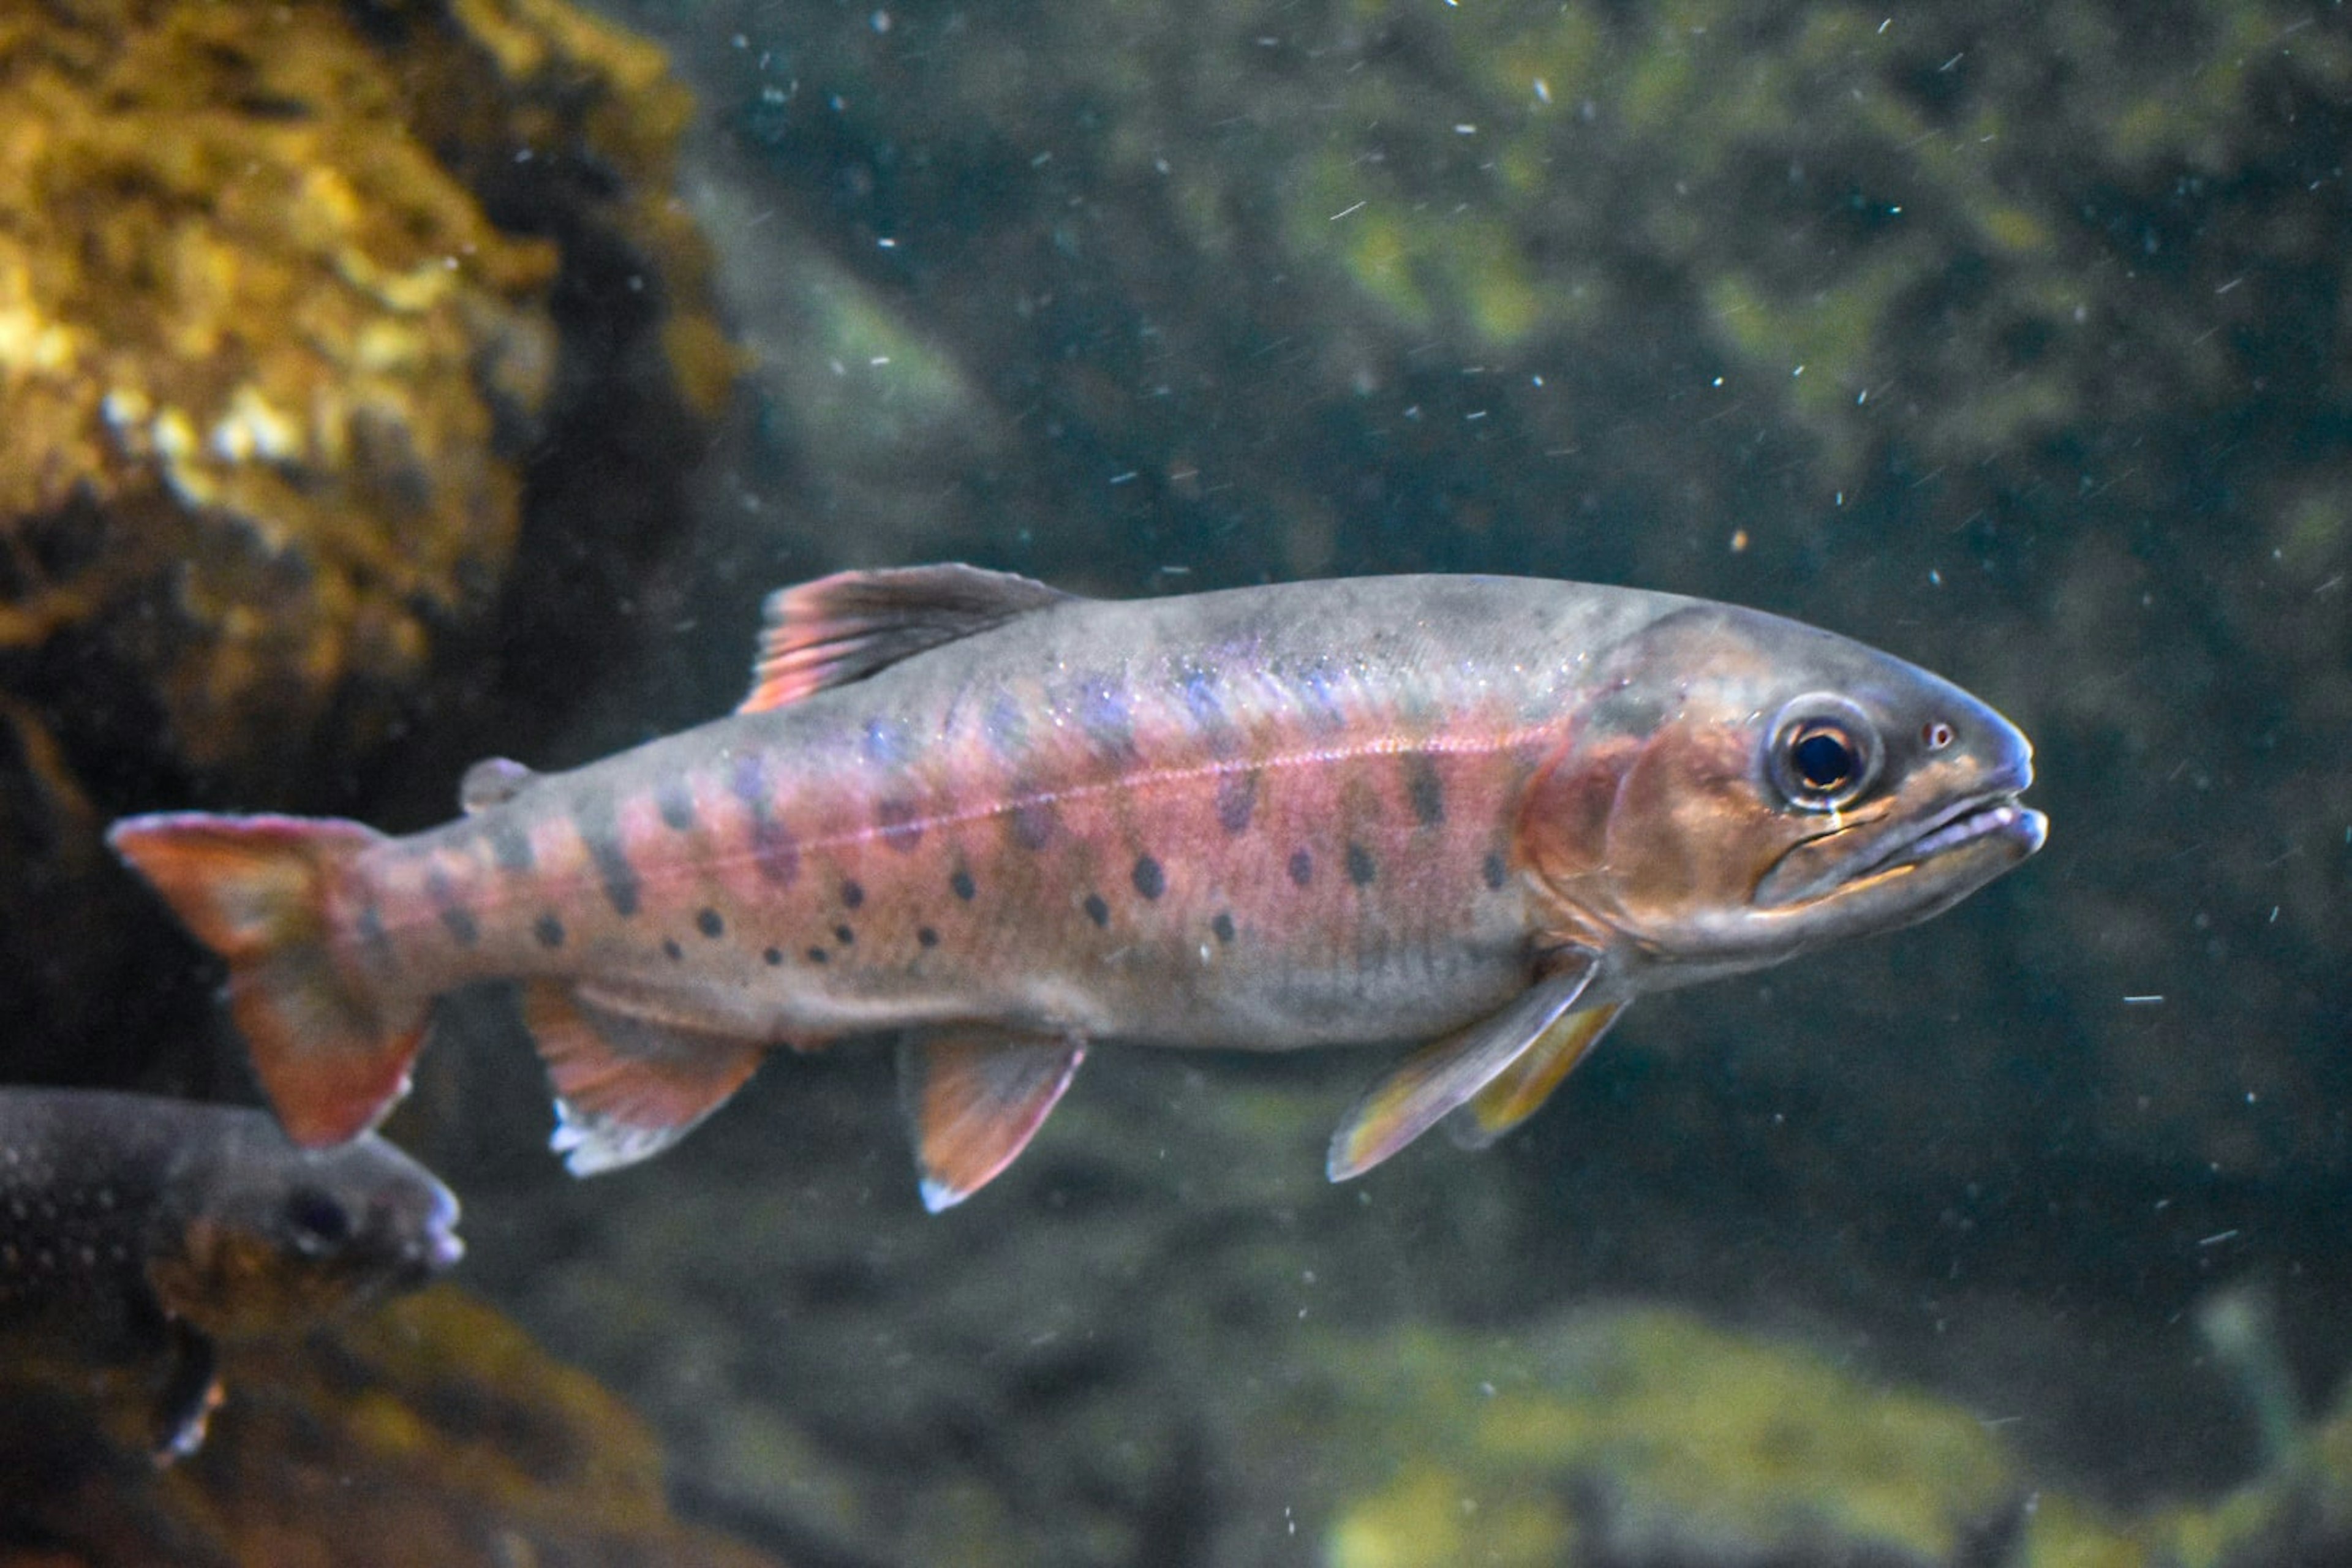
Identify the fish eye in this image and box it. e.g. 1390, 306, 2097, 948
1765, 694, 1883, 812
1923, 720, 1955, 750
285, 1187, 353, 1252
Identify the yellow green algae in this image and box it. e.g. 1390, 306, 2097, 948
1304, 1301, 2352, 1568
0, 1285, 785, 1567
1311, 1305, 2019, 1568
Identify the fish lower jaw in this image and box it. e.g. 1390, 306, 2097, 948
1872, 795, 2046, 875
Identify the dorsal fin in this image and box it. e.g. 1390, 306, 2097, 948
742, 564, 1072, 713
459, 757, 540, 815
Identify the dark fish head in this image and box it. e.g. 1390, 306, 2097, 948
1522, 601, 2045, 982
151, 1122, 464, 1339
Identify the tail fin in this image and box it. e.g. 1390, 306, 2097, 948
108, 813, 427, 1147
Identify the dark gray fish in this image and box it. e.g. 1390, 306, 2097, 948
0, 1087, 462, 1461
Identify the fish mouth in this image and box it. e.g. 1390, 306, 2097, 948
1757, 786, 2046, 913
1846, 791, 2048, 884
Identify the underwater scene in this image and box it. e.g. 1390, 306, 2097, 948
2, 0, 2348, 1563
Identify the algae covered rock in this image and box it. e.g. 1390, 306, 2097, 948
0, 0, 734, 1080
1309, 1306, 2022, 1568
0, 1285, 786, 1566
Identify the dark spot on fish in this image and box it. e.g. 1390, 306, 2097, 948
806, 946, 830, 964
662, 938, 684, 962
657, 777, 698, 833
876, 796, 925, 853
840, 879, 865, 909
1482, 850, 1509, 891
488, 817, 535, 874
1083, 892, 1110, 927
426, 868, 479, 949
1215, 770, 1257, 834
1211, 911, 1235, 944
1404, 754, 1446, 827
1346, 842, 1377, 887
733, 754, 800, 886
1288, 849, 1313, 888
917, 925, 940, 948
763, 946, 784, 966
950, 869, 977, 902
576, 792, 641, 918
1009, 796, 1057, 850
696, 907, 725, 940
355, 903, 394, 971
533, 913, 565, 950
834, 924, 856, 946
1131, 854, 1166, 900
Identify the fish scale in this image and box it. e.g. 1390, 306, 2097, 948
109, 564, 2044, 1209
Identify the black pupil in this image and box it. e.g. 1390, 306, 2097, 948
288, 1189, 352, 1245
1792, 729, 1855, 791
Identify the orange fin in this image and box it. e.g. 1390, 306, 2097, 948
1446, 1001, 1624, 1149
1326, 959, 1600, 1182
897, 1029, 1085, 1212
742, 564, 1071, 712
524, 983, 767, 1175
458, 756, 540, 815
107, 813, 424, 1147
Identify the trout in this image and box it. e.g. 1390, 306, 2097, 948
110, 567, 2045, 1210
0, 1087, 462, 1460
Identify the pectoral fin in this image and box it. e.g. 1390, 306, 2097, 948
898, 1029, 1086, 1212
1446, 1001, 1624, 1149
524, 983, 767, 1175
151, 1317, 223, 1466
1326, 960, 1600, 1182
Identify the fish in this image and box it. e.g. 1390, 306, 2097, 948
0, 1086, 462, 1461
108, 565, 2046, 1211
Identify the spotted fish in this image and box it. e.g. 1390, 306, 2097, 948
0, 1086, 462, 1460
109, 567, 2045, 1210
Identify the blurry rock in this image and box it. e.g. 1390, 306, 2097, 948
0, 1284, 786, 1567
1311, 1305, 2024, 1568
0, 0, 737, 1083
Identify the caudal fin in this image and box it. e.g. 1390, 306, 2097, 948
108, 813, 426, 1147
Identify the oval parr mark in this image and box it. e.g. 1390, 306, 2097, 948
575, 792, 643, 918
487, 818, 535, 875
696, 907, 725, 940
950, 869, 977, 902
1083, 892, 1110, 928
656, 776, 698, 833
1009, 797, 1058, 851
1215, 770, 1257, 834
1482, 850, 1509, 891
732, 754, 801, 886
875, 797, 925, 853
1345, 842, 1377, 888
1131, 854, 1166, 900
1287, 849, 1313, 888
1403, 754, 1446, 827
424, 867, 480, 949
533, 913, 566, 950
1210, 911, 1235, 944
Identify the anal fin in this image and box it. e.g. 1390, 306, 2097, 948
524, 982, 767, 1175
1326, 958, 1600, 1182
897, 1029, 1085, 1212
1446, 1001, 1624, 1149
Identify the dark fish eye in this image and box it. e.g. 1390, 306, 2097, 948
1792, 728, 1855, 791
285, 1187, 353, 1251
1765, 694, 1883, 811
1923, 720, 1955, 750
